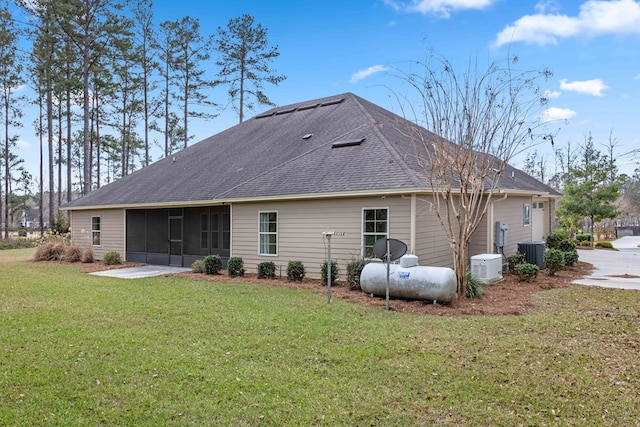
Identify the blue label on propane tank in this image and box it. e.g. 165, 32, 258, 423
398, 272, 410, 279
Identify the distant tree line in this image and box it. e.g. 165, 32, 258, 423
0, 0, 285, 237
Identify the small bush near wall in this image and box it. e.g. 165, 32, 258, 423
191, 259, 205, 273
286, 261, 305, 281
507, 252, 526, 273
544, 249, 565, 276
321, 260, 339, 286
203, 255, 222, 275
514, 262, 540, 281
545, 233, 564, 250
61, 245, 82, 263
82, 249, 94, 263
103, 251, 122, 265
558, 240, 577, 252
227, 257, 245, 277
346, 258, 366, 290
257, 261, 276, 279
576, 233, 592, 242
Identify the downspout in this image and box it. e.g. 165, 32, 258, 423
410, 193, 416, 254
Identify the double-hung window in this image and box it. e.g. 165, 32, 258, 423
259, 212, 278, 255
363, 208, 388, 257
91, 216, 101, 246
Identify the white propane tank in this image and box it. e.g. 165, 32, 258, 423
360, 256, 456, 303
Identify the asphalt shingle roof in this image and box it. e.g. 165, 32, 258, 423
64, 92, 559, 209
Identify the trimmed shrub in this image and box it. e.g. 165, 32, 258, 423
579, 240, 591, 247
103, 251, 122, 265
564, 249, 579, 266
545, 233, 564, 250
203, 255, 222, 275
514, 262, 540, 281
594, 241, 614, 249
507, 252, 526, 273
286, 260, 306, 282
544, 248, 565, 276
81, 248, 94, 263
466, 271, 484, 298
227, 257, 245, 277
346, 258, 366, 290
191, 259, 205, 273
321, 260, 339, 286
257, 261, 276, 279
18, 228, 27, 237
558, 239, 577, 252
576, 233, 592, 242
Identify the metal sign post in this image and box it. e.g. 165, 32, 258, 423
323, 231, 345, 304
372, 237, 407, 311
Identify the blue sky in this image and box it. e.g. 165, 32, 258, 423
17, 0, 640, 180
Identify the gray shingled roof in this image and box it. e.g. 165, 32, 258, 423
64, 92, 559, 209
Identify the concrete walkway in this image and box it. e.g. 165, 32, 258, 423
573, 236, 640, 290
89, 265, 190, 279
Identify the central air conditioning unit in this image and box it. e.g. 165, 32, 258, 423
471, 253, 503, 284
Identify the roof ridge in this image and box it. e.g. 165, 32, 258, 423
349, 94, 427, 189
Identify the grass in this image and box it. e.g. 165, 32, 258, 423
1, 249, 639, 426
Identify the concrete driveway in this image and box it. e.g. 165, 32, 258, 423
573, 236, 640, 290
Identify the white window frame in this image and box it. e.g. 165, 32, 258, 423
258, 211, 278, 256
91, 216, 101, 246
523, 204, 531, 226
362, 207, 389, 258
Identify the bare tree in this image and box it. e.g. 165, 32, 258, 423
395, 52, 552, 298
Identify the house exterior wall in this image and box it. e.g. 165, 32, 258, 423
493, 196, 533, 256
231, 196, 414, 280
71, 209, 125, 260
413, 196, 455, 268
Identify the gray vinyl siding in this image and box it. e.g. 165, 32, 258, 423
469, 212, 490, 257
70, 209, 125, 260
493, 196, 533, 256
413, 196, 454, 268
232, 196, 412, 280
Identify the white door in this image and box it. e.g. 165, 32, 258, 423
531, 202, 545, 241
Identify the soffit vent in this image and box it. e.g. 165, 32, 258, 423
331, 138, 365, 149
320, 98, 344, 107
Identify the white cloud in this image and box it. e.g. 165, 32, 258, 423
494, 0, 640, 47
16, 139, 31, 149
559, 78, 608, 96
384, 0, 496, 18
539, 107, 577, 123
350, 65, 390, 83
634, 73, 640, 80
544, 89, 561, 99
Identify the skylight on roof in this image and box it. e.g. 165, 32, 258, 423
331, 138, 365, 148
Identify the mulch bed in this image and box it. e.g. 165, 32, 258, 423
81, 260, 594, 316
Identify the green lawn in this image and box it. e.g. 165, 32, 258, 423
1, 249, 639, 426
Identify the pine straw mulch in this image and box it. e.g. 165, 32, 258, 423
82, 259, 594, 316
